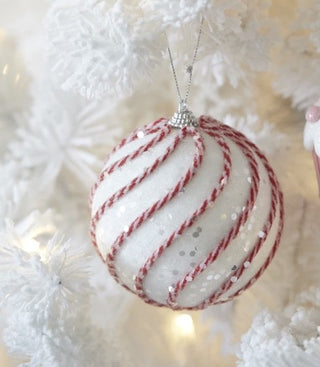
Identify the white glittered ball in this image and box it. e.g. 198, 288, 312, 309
90, 116, 284, 310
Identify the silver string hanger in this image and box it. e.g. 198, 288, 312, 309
167, 16, 204, 128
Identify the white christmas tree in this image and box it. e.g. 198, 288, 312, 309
0, 1, 319, 366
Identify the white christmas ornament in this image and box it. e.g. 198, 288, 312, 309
90, 115, 284, 310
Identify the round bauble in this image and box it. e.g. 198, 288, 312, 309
90, 116, 284, 310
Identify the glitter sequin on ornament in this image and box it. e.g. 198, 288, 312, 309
90, 116, 284, 310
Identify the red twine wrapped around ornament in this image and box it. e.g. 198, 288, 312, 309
90, 116, 284, 310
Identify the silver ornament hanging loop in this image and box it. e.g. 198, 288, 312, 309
168, 100, 198, 128
167, 17, 204, 128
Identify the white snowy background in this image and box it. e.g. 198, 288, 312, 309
0, 0, 319, 366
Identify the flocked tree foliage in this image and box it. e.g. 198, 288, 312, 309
237, 288, 320, 367
273, 0, 320, 109
46, 0, 275, 99
0, 0, 319, 366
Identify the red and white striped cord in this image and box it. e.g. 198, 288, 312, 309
90, 116, 284, 309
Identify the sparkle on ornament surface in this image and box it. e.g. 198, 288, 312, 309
172, 314, 195, 338
137, 131, 144, 138
123, 225, 129, 233
214, 274, 221, 280
231, 213, 237, 221
244, 261, 251, 268
231, 276, 238, 283
207, 275, 213, 280
258, 231, 266, 238
247, 177, 252, 183
119, 205, 126, 213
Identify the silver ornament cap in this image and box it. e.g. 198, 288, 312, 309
168, 101, 198, 128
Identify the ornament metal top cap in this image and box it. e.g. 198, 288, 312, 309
168, 101, 198, 128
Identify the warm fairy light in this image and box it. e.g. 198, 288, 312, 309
20, 224, 56, 256
30, 224, 56, 239
172, 314, 195, 338
2, 64, 8, 75
20, 224, 56, 254
21, 238, 40, 253
0, 28, 6, 43
15, 73, 20, 84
